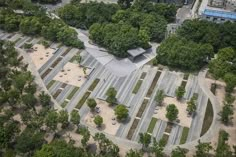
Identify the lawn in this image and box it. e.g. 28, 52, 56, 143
147, 117, 158, 133
75, 91, 91, 109
88, 79, 100, 91
46, 80, 56, 89
200, 99, 213, 136
136, 99, 149, 118
67, 87, 80, 100
180, 127, 189, 144
181, 80, 187, 88
127, 118, 140, 140
146, 71, 161, 97
132, 80, 143, 94
183, 73, 189, 80
210, 83, 217, 95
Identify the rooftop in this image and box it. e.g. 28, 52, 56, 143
127, 48, 146, 57
203, 9, 236, 20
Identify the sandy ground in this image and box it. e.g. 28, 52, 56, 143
29, 44, 56, 69
13, 114, 27, 133
53, 62, 90, 87
84, 99, 120, 135
153, 97, 192, 128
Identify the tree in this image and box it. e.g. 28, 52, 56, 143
139, 132, 151, 150
215, 130, 233, 157
220, 102, 234, 125
94, 115, 103, 127
195, 140, 212, 157
106, 87, 117, 105
58, 110, 69, 128
78, 127, 90, 148
15, 128, 45, 154
93, 132, 120, 156
118, 0, 133, 9
166, 104, 179, 121
151, 138, 164, 157
39, 91, 51, 107
75, 54, 82, 64
70, 110, 80, 126
224, 73, 236, 93
186, 96, 197, 114
20, 17, 42, 35
21, 93, 37, 109
45, 110, 58, 131
155, 90, 165, 106
171, 146, 187, 157
156, 36, 214, 71
34, 139, 88, 157
175, 86, 186, 100
86, 98, 97, 112
125, 149, 142, 157
114, 104, 129, 121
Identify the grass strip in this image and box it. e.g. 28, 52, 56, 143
136, 99, 149, 118
200, 99, 213, 136
146, 71, 161, 97
161, 134, 169, 146
127, 118, 140, 140
75, 91, 91, 109
46, 80, 56, 89
147, 117, 158, 133
41, 69, 52, 79
183, 73, 189, 80
88, 79, 100, 91
132, 80, 143, 94
61, 101, 68, 108
140, 72, 147, 79
180, 127, 189, 144
67, 87, 80, 100
165, 122, 173, 133
181, 81, 187, 88
14, 38, 22, 44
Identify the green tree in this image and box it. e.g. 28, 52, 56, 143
215, 130, 233, 157
78, 127, 90, 148
58, 110, 69, 128
186, 96, 197, 114
139, 132, 151, 151
106, 87, 117, 105
224, 73, 236, 93
86, 98, 97, 112
20, 17, 42, 35
156, 36, 214, 71
94, 115, 103, 127
151, 138, 164, 157
155, 90, 165, 106
15, 128, 45, 154
39, 91, 51, 107
114, 104, 129, 121
220, 102, 234, 125
195, 140, 212, 157
70, 110, 80, 126
45, 110, 58, 131
175, 86, 186, 100
125, 149, 142, 157
171, 146, 187, 157
166, 104, 179, 121
21, 93, 37, 109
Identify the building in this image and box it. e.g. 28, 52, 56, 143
127, 48, 146, 61
199, 0, 236, 22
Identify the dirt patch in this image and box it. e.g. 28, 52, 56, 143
153, 97, 192, 128
53, 62, 91, 87
29, 44, 56, 69
84, 99, 120, 136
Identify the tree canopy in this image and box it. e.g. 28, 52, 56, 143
156, 35, 214, 71
166, 104, 179, 121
